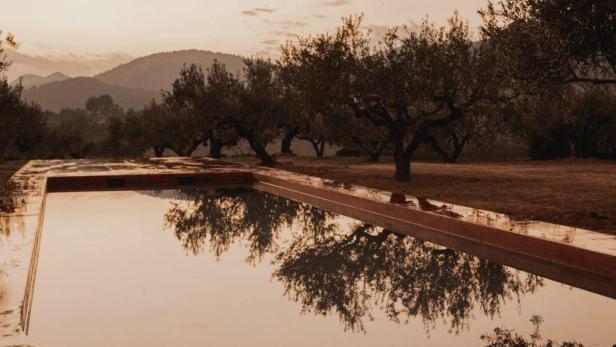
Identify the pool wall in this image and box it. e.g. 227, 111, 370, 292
1, 158, 616, 343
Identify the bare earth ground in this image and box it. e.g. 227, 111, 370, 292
2, 158, 615, 234
230, 156, 616, 234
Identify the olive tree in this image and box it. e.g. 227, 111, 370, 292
0, 30, 17, 73
85, 94, 121, 117
205, 59, 282, 164
0, 79, 46, 157
47, 109, 96, 159
344, 117, 390, 162
170, 63, 240, 159
0, 80, 23, 154
104, 109, 149, 158
422, 104, 505, 163
0, 33, 45, 158
480, 0, 616, 87
137, 100, 174, 157
236, 58, 285, 163
509, 86, 616, 160
480, 0, 616, 160
277, 60, 343, 158
14, 103, 46, 153
275, 65, 303, 155
283, 15, 506, 181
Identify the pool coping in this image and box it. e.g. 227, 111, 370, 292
1, 158, 615, 343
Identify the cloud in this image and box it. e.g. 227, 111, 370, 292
318, 0, 352, 7
241, 7, 276, 16
260, 39, 279, 46
269, 31, 300, 39
252, 50, 273, 59
3, 48, 132, 80
281, 20, 309, 27
254, 8, 276, 13
264, 19, 309, 27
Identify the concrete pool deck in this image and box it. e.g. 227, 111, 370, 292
1, 158, 615, 342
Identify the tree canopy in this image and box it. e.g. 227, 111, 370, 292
281, 14, 508, 180
0, 31, 17, 73
480, 0, 616, 86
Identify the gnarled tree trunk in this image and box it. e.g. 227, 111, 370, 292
239, 129, 276, 164
394, 155, 411, 182
153, 145, 165, 157
367, 142, 385, 162
169, 139, 200, 157
281, 127, 298, 154
351, 136, 386, 162
392, 132, 413, 182
447, 132, 470, 163
310, 138, 325, 158
209, 137, 224, 159
250, 141, 275, 164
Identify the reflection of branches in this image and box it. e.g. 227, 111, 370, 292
165, 189, 543, 334
164, 188, 336, 263
481, 315, 585, 347
274, 224, 543, 333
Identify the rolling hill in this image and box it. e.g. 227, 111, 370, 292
18, 49, 246, 111
22, 77, 159, 112
10, 72, 71, 89
95, 49, 245, 91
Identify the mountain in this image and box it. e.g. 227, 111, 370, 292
22, 77, 159, 112
17, 49, 245, 111
95, 49, 245, 91
3, 48, 132, 81
10, 72, 71, 89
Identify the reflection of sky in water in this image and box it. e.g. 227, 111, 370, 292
25, 189, 616, 347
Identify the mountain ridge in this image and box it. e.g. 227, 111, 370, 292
10, 72, 71, 89
95, 49, 245, 91
22, 77, 159, 112
18, 49, 246, 111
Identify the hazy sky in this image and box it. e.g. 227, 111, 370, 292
2, 0, 489, 58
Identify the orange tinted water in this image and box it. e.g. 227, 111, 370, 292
26, 189, 616, 346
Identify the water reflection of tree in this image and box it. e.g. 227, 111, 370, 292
482, 315, 584, 347
165, 188, 335, 263
275, 224, 542, 332
165, 188, 543, 333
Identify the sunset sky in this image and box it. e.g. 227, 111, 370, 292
2, 0, 489, 55
2, 0, 488, 78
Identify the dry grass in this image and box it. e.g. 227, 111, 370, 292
230, 156, 616, 234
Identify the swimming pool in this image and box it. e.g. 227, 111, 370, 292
24, 188, 616, 346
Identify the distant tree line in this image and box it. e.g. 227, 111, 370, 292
1, 0, 615, 182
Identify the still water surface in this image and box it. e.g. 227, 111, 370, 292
29, 189, 616, 346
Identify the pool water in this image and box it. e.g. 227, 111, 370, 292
27, 188, 615, 346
